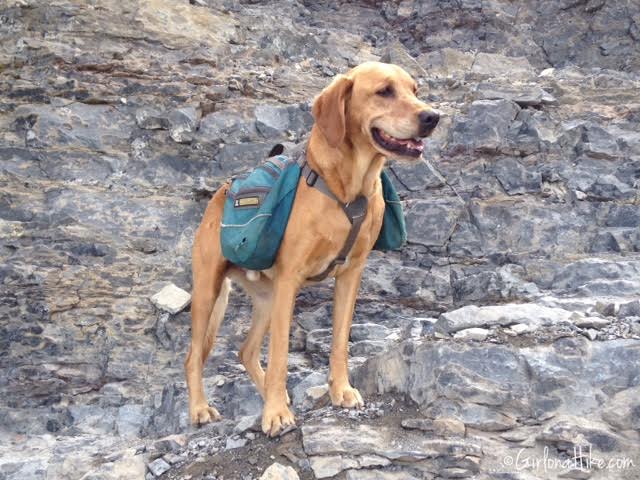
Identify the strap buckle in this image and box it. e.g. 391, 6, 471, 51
306, 169, 318, 186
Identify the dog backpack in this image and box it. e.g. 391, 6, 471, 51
373, 169, 407, 251
220, 143, 407, 272
220, 154, 301, 270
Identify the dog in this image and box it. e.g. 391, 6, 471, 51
185, 61, 439, 436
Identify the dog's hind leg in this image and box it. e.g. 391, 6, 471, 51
185, 189, 229, 426
202, 278, 230, 363
239, 292, 271, 399
229, 269, 287, 403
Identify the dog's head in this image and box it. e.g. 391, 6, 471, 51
312, 61, 439, 160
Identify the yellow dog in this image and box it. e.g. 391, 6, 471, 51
185, 61, 439, 436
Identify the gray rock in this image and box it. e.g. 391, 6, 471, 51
136, 108, 169, 130
417, 48, 475, 78
475, 82, 557, 107
234, 414, 260, 434
302, 420, 482, 460
162, 453, 182, 465
255, 104, 290, 137
404, 198, 462, 247
579, 123, 621, 159
536, 416, 626, 454
153, 434, 187, 454
601, 387, 640, 431
510, 323, 534, 335
147, 457, 171, 477
81, 448, 147, 480
400, 418, 435, 431
115, 404, 146, 438
168, 107, 199, 143
492, 157, 542, 195
225, 436, 247, 450
585, 328, 598, 340
297, 305, 332, 332
550, 259, 640, 296
573, 316, 611, 329
254, 102, 313, 140
302, 384, 329, 410
215, 379, 263, 418
150, 284, 191, 314
436, 303, 576, 334
450, 264, 540, 305
260, 462, 300, 480
389, 161, 445, 192
350, 323, 393, 342
309, 455, 359, 479
380, 39, 427, 81
197, 110, 258, 145
433, 417, 467, 438
401, 417, 466, 437
355, 338, 640, 427
470, 53, 536, 78
619, 300, 640, 319
458, 403, 518, 432
453, 327, 490, 341
351, 340, 389, 356
291, 371, 327, 410
215, 141, 278, 175
309, 455, 390, 479
305, 329, 332, 354
449, 99, 521, 154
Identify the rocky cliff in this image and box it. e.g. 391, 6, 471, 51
1, 1, 639, 479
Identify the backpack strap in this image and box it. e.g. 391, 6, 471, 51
307, 193, 368, 282
294, 149, 369, 282
269, 142, 369, 281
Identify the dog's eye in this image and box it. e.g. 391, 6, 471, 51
376, 86, 394, 98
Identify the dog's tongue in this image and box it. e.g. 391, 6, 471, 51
407, 138, 424, 152
380, 129, 424, 151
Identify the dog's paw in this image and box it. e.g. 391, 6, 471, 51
261, 402, 295, 437
190, 404, 222, 426
330, 384, 364, 409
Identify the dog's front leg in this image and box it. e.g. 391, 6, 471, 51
329, 265, 365, 408
262, 278, 297, 436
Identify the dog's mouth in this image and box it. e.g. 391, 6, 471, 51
371, 128, 424, 158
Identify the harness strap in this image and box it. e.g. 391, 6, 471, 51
296, 152, 369, 282
269, 143, 369, 281
307, 194, 368, 282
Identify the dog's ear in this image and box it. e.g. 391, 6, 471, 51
312, 74, 353, 148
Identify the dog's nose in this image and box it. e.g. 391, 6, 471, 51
418, 110, 439, 136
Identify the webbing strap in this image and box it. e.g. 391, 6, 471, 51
269, 143, 369, 281
307, 194, 368, 282
297, 156, 368, 282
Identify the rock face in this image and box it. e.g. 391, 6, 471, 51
1, 1, 639, 479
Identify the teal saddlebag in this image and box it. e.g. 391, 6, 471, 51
220, 155, 301, 270
373, 169, 407, 251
